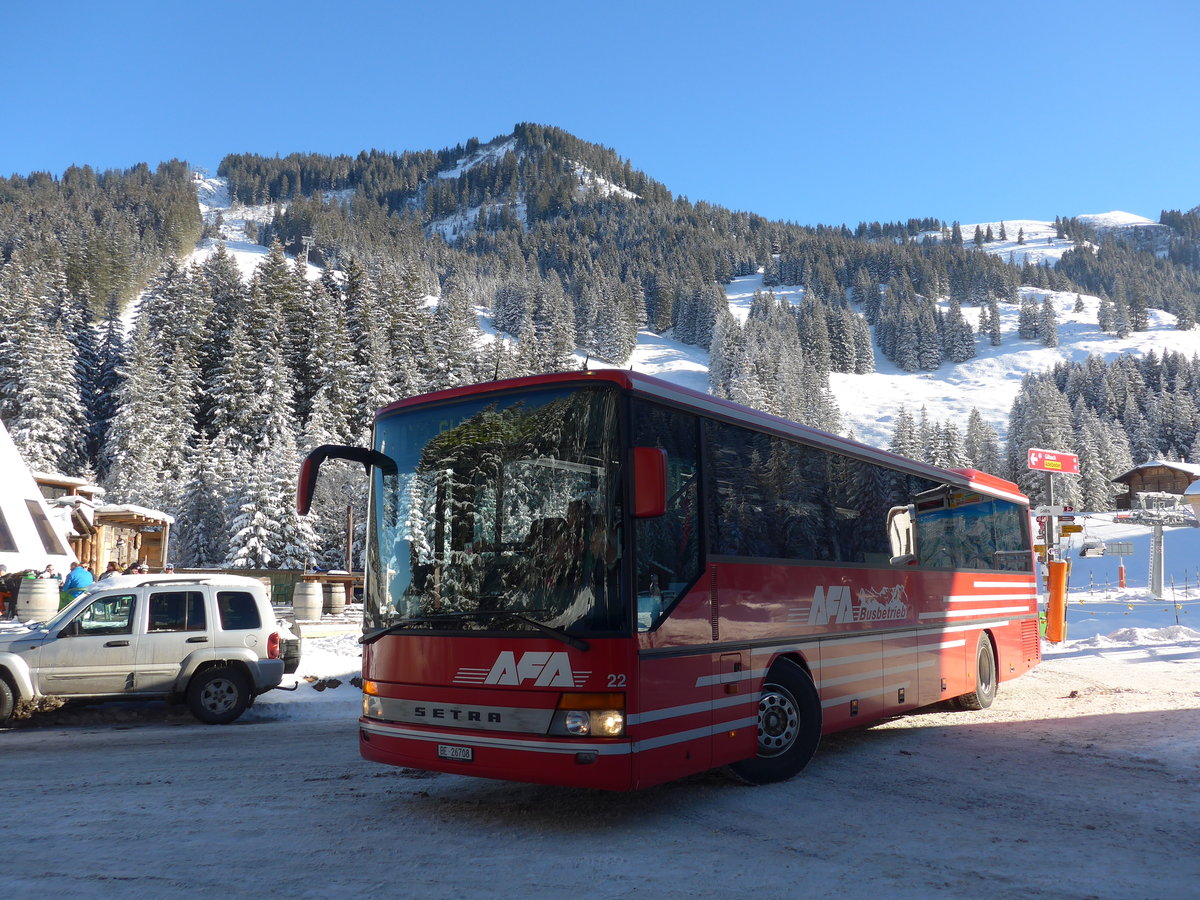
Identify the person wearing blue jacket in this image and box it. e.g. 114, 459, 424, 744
62, 562, 94, 600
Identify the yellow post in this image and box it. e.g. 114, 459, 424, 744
1046, 560, 1069, 642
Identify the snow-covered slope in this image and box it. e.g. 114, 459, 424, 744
918, 211, 1169, 267
664, 271, 1200, 450
186, 178, 1200, 454
190, 176, 323, 281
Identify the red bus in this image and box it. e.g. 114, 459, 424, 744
298, 370, 1040, 790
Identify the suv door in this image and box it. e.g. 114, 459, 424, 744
134, 587, 212, 692
33, 592, 139, 695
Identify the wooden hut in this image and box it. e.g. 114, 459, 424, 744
1110, 461, 1200, 510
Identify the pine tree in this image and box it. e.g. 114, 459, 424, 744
100, 317, 169, 506
1018, 295, 1040, 339
175, 436, 233, 567
1175, 298, 1196, 331
300, 280, 360, 442
965, 409, 1005, 477
1097, 295, 1113, 332
889, 406, 922, 461
1039, 296, 1059, 347
1129, 288, 1149, 332
943, 298, 977, 363
223, 346, 316, 569
92, 291, 125, 476
851, 314, 875, 373
8, 319, 89, 474
916, 306, 942, 370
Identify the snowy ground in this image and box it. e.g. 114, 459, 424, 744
2, 606, 1198, 899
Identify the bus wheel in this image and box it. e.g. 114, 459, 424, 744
956, 633, 998, 710
728, 660, 821, 785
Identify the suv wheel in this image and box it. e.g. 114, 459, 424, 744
0, 676, 14, 723
187, 667, 250, 724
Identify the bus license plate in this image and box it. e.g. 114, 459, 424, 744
437, 744, 473, 762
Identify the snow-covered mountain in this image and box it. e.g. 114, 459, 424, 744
187, 177, 1200, 451
920, 211, 1169, 267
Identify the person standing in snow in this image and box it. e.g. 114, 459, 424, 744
0, 564, 10, 618
62, 561, 94, 600
98, 560, 120, 580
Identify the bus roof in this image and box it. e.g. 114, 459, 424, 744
375, 370, 1028, 506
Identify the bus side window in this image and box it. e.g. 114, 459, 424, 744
887, 504, 917, 565
631, 401, 701, 631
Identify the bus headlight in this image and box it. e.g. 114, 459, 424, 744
592, 710, 625, 737
550, 693, 626, 737
363, 695, 384, 718
564, 710, 591, 735
552, 709, 625, 737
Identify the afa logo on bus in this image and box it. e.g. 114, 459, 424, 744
483, 650, 586, 688
808, 584, 910, 626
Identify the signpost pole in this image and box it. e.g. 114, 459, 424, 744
1045, 471, 1056, 560
1028, 447, 1080, 642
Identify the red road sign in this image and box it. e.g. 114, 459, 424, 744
1027, 448, 1080, 474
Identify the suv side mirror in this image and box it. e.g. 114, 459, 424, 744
633, 447, 667, 519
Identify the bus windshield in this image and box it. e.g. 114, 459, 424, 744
365, 385, 624, 637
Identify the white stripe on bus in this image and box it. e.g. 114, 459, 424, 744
818, 659, 933, 689
362, 718, 760, 756
633, 717, 759, 752
944, 593, 1036, 603
360, 721, 631, 755
627, 693, 755, 725
920, 606, 1029, 619
821, 681, 913, 709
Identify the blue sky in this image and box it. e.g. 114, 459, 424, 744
5, 1, 1197, 227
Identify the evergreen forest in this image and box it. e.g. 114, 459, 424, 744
3, 124, 1200, 568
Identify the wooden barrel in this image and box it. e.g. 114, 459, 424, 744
323, 582, 346, 617
292, 582, 324, 622
16, 578, 60, 623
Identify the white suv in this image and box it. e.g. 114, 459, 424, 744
0, 574, 296, 725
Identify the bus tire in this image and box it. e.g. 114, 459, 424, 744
728, 659, 821, 785
956, 632, 998, 710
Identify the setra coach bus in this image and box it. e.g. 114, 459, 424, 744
297, 370, 1040, 790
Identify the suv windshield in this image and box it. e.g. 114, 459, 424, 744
365, 385, 625, 637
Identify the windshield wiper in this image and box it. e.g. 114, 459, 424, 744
465, 610, 590, 651
360, 616, 445, 645
360, 611, 589, 651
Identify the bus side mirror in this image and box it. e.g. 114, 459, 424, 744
887, 504, 917, 565
633, 447, 667, 518
297, 444, 398, 515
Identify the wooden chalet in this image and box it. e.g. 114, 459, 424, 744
1110, 461, 1200, 510
34, 473, 174, 574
